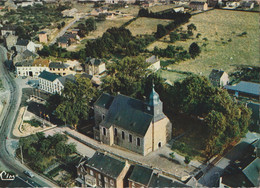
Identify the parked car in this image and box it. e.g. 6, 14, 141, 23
24, 170, 34, 178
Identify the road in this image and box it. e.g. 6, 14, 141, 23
0, 46, 57, 187
198, 131, 260, 186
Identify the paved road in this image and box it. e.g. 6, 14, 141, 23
0, 46, 57, 187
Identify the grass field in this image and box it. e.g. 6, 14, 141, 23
148, 4, 176, 12
148, 9, 259, 81
126, 17, 172, 36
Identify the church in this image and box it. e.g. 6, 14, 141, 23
93, 86, 172, 156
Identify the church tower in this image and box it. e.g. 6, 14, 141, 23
147, 85, 165, 122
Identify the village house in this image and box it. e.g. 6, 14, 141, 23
49, 61, 74, 76
241, 1, 255, 9
146, 55, 160, 72
85, 57, 106, 76
38, 31, 48, 43
224, 81, 260, 99
224, 1, 240, 9
1, 25, 16, 36
4, 0, 17, 11
209, 69, 229, 87
93, 86, 172, 156
38, 70, 75, 94
3, 33, 18, 51
189, 1, 208, 10
15, 58, 50, 78
76, 152, 130, 187
15, 39, 37, 53
57, 32, 78, 48
16, 1, 34, 7
13, 49, 38, 65
128, 164, 188, 187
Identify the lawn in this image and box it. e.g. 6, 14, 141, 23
126, 17, 172, 36
148, 4, 176, 12
158, 69, 188, 83
147, 9, 259, 78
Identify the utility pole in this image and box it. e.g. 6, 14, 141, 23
20, 145, 24, 164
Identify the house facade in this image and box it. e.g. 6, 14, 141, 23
85, 58, 106, 76
16, 58, 50, 78
93, 86, 172, 156
76, 152, 130, 188
1, 25, 16, 36
209, 69, 229, 87
189, 1, 208, 10
39, 31, 48, 43
38, 71, 63, 94
49, 62, 74, 76
15, 39, 36, 53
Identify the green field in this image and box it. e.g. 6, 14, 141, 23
126, 17, 172, 36
148, 9, 259, 81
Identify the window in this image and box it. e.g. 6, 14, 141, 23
103, 128, 106, 136
137, 138, 140, 146
129, 134, 132, 143
90, 170, 94, 176
98, 173, 101, 179
104, 177, 108, 183
99, 180, 102, 186
122, 131, 125, 140
102, 114, 105, 120
114, 128, 117, 136
110, 180, 114, 186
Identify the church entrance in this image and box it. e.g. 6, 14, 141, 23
158, 142, 161, 148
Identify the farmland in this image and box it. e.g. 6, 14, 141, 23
148, 9, 259, 81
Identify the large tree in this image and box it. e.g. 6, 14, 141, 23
189, 42, 201, 58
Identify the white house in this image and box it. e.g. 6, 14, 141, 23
146, 55, 160, 72
16, 59, 50, 78
15, 39, 37, 53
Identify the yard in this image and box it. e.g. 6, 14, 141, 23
126, 17, 172, 36
148, 9, 259, 81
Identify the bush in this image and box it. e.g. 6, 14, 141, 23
169, 152, 175, 159
24, 119, 41, 127
184, 156, 191, 164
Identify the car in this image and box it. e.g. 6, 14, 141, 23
24, 170, 34, 178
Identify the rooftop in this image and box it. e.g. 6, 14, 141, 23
95, 93, 114, 109
209, 69, 226, 79
33, 58, 49, 67
16, 39, 30, 46
86, 152, 126, 179
146, 55, 159, 64
38, 70, 60, 82
85, 57, 104, 66
129, 165, 153, 186
149, 174, 189, 187
49, 62, 69, 69
224, 81, 260, 96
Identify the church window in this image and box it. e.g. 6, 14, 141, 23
103, 128, 106, 136
137, 138, 140, 146
122, 131, 125, 139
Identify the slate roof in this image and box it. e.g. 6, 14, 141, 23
15, 60, 33, 67
81, 73, 93, 80
146, 55, 159, 64
38, 31, 47, 34
242, 158, 260, 187
224, 81, 260, 97
57, 37, 69, 44
247, 102, 260, 123
16, 39, 30, 46
95, 93, 114, 109
86, 152, 126, 179
58, 74, 76, 85
38, 70, 60, 82
101, 94, 154, 136
128, 165, 153, 186
1, 25, 16, 31
85, 57, 104, 66
49, 62, 69, 69
33, 58, 49, 67
190, 1, 207, 5
149, 174, 189, 187
209, 69, 225, 80
23, 50, 35, 58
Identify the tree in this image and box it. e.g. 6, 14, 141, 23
170, 32, 180, 42
61, 21, 65, 27
187, 23, 196, 31
189, 42, 201, 58
184, 156, 191, 164
156, 24, 167, 38
85, 17, 96, 31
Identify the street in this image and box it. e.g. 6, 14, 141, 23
0, 45, 57, 187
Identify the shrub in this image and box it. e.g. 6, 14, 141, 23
184, 156, 191, 164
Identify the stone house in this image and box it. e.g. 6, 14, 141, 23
15, 58, 50, 78
15, 39, 36, 53
241, 1, 255, 9
146, 55, 160, 72
189, 1, 208, 10
209, 69, 229, 87
13, 49, 38, 65
49, 62, 73, 76
38, 31, 48, 43
93, 86, 172, 156
76, 152, 130, 187
128, 165, 188, 187
4, 33, 18, 50
85, 57, 106, 76
57, 33, 78, 48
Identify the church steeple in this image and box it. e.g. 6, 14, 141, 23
147, 84, 165, 122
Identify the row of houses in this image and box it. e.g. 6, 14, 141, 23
76, 152, 188, 187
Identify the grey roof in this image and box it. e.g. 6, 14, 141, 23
95, 93, 114, 109
149, 174, 189, 187
247, 102, 260, 122
100, 94, 153, 136
58, 74, 76, 85
15, 60, 33, 67
86, 57, 104, 66
49, 62, 69, 69
57, 36, 69, 44
146, 55, 159, 64
38, 31, 47, 34
81, 73, 93, 80
242, 158, 260, 187
224, 81, 260, 96
16, 39, 30, 46
1, 25, 16, 31
129, 165, 153, 186
209, 69, 225, 80
86, 152, 126, 179
190, 1, 207, 5
38, 70, 60, 82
